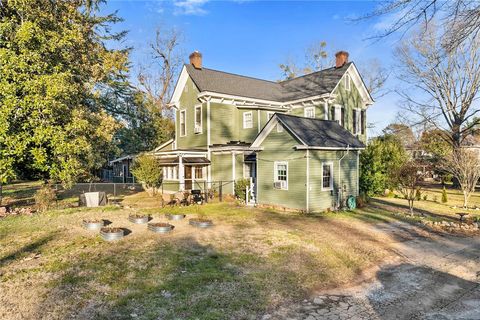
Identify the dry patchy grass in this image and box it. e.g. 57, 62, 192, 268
0, 193, 398, 320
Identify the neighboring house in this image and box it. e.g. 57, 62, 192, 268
154, 50, 373, 212
109, 155, 136, 183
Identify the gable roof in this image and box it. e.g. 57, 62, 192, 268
184, 62, 355, 103
251, 113, 365, 150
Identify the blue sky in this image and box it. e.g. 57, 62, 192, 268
104, 0, 402, 136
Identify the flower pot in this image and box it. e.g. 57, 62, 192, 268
166, 213, 186, 221
83, 219, 104, 231
100, 227, 124, 241
189, 218, 213, 228
148, 222, 174, 234
129, 214, 149, 224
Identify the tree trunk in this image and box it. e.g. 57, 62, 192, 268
409, 199, 414, 215
0, 183, 2, 206
463, 190, 469, 208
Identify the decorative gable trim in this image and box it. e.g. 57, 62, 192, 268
331, 63, 374, 106
251, 114, 307, 148
169, 66, 190, 107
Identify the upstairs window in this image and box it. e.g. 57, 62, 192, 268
243, 111, 253, 129
345, 74, 351, 91
304, 107, 315, 118
322, 162, 333, 191
324, 102, 329, 120
334, 105, 343, 125
194, 105, 202, 134
180, 110, 186, 137
353, 109, 361, 135
361, 110, 366, 135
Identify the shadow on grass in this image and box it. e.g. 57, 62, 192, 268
32, 236, 309, 319
0, 232, 57, 267
370, 198, 456, 221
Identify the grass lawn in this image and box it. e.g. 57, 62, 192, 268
373, 184, 480, 222
0, 188, 401, 320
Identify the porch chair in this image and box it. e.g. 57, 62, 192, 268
191, 189, 204, 205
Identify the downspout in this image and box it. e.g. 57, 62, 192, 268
207, 97, 212, 189
338, 145, 350, 208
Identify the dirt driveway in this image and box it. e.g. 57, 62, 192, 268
269, 221, 480, 320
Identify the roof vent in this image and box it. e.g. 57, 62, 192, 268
189, 51, 202, 69
335, 51, 349, 68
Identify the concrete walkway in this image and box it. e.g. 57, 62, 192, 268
268, 221, 480, 320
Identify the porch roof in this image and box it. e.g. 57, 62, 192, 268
157, 156, 210, 165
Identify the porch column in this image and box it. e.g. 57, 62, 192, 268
231, 151, 236, 194
179, 155, 185, 191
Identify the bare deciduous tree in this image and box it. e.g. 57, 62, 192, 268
358, 59, 389, 98
396, 25, 480, 149
391, 160, 425, 214
137, 27, 183, 117
442, 148, 480, 208
362, 0, 480, 51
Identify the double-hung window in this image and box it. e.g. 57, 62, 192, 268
194, 105, 202, 134
304, 107, 315, 118
274, 161, 288, 190
322, 162, 333, 191
334, 105, 342, 125
243, 111, 253, 129
180, 110, 186, 137
361, 110, 366, 135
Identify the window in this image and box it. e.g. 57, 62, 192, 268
361, 110, 366, 135
324, 102, 329, 120
353, 109, 361, 135
243, 111, 253, 129
194, 105, 202, 134
334, 105, 342, 125
322, 162, 333, 191
274, 161, 288, 189
180, 110, 186, 137
194, 166, 203, 179
304, 107, 315, 118
164, 166, 178, 180
341, 107, 345, 126
345, 74, 351, 91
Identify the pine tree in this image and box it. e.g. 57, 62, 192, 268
441, 187, 448, 203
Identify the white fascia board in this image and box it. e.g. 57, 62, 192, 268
198, 91, 284, 107
251, 115, 308, 148
154, 150, 208, 156
295, 145, 365, 151
153, 139, 174, 152
285, 93, 331, 106
169, 66, 189, 106
209, 145, 252, 151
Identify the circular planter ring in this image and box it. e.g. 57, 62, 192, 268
166, 213, 186, 221
189, 218, 213, 228
100, 227, 124, 241
129, 215, 149, 224
148, 222, 174, 234
83, 220, 104, 231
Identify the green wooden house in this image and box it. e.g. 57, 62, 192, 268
154, 51, 373, 212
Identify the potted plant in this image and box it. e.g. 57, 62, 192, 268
148, 222, 174, 233
82, 219, 104, 230
100, 227, 124, 241
128, 213, 150, 224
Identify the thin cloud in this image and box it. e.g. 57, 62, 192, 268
174, 0, 209, 16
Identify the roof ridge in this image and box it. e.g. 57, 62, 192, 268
186, 64, 280, 85
279, 62, 352, 84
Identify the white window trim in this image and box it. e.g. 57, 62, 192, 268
179, 110, 187, 137
194, 104, 202, 134
345, 73, 351, 91
324, 102, 329, 120
304, 106, 315, 118
274, 161, 288, 190
321, 162, 334, 191
267, 111, 274, 120
243, 111, 253, 129
334, 105, 342, 124
354, 108, 361, 135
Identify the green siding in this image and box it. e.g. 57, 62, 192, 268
256, 126, 307, 210
176, 77, 207, 149
158, 141, 174, 151
161, 180, 180, 192
308, 150, 358, 212
237, 109, 260, 142
210, 103, 237, 145
211, 152, 234, 194
333, 76, 367, 143
235, 152, 244, 179
289, 104, 326, 120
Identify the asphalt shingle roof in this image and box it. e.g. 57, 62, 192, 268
276, 113, 365, 149
185, 62, 352, 102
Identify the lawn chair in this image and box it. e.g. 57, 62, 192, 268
191, 189, 204, 205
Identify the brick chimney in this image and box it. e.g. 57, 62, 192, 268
335, 51, 349, 68
189, 51, 202, 69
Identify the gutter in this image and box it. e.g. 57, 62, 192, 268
338, 144, 350, 209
